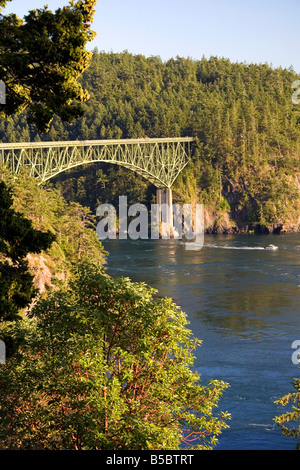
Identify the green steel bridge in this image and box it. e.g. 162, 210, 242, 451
0, 137, 195, 188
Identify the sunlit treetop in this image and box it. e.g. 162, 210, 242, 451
0, 1, 12, 9
0, 0, 97, 132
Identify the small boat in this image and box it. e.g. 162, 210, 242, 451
264, 244, 278, 251
185, 242, 203, 250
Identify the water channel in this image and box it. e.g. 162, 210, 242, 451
102, 233, 300, 450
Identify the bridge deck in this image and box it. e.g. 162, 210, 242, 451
0, 137, 194, 149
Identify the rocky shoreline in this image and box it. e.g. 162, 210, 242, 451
204, 207, 300, 235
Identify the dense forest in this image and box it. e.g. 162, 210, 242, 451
1, 50, 300, 233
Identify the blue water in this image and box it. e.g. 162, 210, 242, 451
102, 233, 300, 450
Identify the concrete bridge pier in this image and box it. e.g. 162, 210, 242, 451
156, 188, 175, 238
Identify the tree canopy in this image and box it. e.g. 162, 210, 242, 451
0, 263, 230, 450
0, 0, 97, 132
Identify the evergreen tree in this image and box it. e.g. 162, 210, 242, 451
275, 375, 300, 449
0, 0, 97, 132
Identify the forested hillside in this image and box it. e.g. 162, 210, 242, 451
1, 50, 300, 233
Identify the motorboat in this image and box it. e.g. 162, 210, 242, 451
185, 242, 203, 250
264, 244, 278, 251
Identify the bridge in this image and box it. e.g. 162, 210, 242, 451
0, 137, 195, 231
0, 137, 195, 189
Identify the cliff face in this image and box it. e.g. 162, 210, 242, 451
204, 207, 239, 234
27, 254, 54, 294
26, 253, 68, 295
202, 171, 300, 235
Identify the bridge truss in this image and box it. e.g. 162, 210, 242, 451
0, 137, 195, 188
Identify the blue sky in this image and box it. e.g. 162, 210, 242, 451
3, 0, 300, 72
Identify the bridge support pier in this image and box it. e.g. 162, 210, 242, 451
156, 188, 174, 238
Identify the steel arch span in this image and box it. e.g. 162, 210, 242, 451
0, 137, 195, 188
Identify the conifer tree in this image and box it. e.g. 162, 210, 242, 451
0, 0, 97, 132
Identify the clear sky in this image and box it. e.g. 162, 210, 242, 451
3, 0, 300, 72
